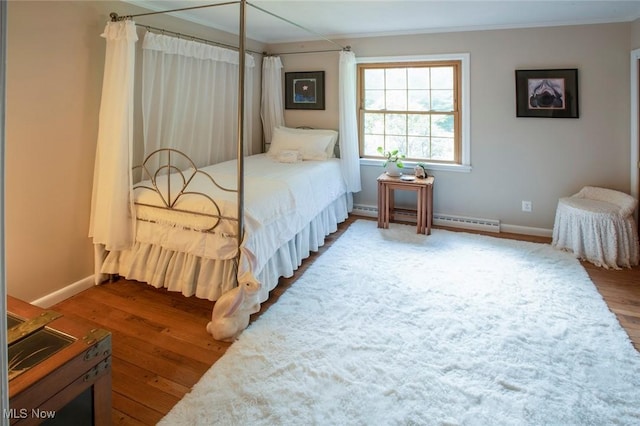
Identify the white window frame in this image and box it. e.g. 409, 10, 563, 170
357, 53, 471, 173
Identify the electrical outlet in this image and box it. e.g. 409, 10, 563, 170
522, 201, 532, 212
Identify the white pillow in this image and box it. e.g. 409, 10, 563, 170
268, 127, 336, 161
276, 150, 303, 163
275, 126, 339, 158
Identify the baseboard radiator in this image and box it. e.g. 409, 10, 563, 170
352, 204, 501, 233
432, 213, 500, 233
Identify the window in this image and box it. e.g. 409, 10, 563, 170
358, 55, 469, 170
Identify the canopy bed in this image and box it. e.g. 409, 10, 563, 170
88, 1, 361, 337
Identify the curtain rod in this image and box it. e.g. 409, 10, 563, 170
109, 19, 352, 58
111, 1, 239, 21
267, 46, 351, 56
132, 22, 264, 56
109, 0, 349, 52
246, 2, 349, 51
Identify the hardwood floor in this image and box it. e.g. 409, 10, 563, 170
50, 215, 640, 425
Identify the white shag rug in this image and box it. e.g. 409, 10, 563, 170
160, 220, 640, 425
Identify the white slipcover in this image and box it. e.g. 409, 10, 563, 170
552, 186, 639, 269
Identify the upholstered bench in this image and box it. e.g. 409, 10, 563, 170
552, 186, 639, 269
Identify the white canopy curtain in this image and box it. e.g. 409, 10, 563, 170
141, 32, 255, 168
260, 56, 284, 145
89, 20, 138, 254
339, 50, 362, 193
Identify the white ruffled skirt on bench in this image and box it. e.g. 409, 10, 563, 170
552, 186, 639, 269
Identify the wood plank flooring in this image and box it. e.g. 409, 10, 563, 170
50, 215, 640, 425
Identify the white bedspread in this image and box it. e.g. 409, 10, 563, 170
132, 154, 347, 281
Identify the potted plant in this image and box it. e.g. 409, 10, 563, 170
377, 146, 405, 177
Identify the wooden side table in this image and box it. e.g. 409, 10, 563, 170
7, 296, 111, 425
377, 173, 434, 234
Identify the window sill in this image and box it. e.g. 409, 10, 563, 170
359, 158, 472, 173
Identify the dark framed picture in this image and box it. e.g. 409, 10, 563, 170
515, 69, 579, 118
285, 71, 325, 110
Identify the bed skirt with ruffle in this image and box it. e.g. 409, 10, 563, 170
98, 193, 351, 302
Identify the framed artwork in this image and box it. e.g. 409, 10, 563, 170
285, 71, 325, 110
515, 69, 579, 118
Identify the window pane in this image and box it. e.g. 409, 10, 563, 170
363, 134, 384, 156
385, 68, 406, 90
432, 114, 454, 137
408, 136, 430, 158
385, 114, 406, 135
431, 137, 455, 161
408, 68, 429, 89
365, 89, 385, 110
364, 112, 385, 134
364, 69, 384, 89
385, 135, 406, 154
431, 66, 453, 89
431, 90, 454, 111
386, 90, 407, 110
408, 90, 429, 111
407, 114, 429, 136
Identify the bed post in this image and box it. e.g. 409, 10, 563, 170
236, 0, 246, 272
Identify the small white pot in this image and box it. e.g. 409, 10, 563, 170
385, 162, 403, 177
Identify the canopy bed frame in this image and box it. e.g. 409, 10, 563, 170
92, 1, 360, 336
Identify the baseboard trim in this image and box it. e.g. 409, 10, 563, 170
352, 204, 553, 238
30, 275, 95, 308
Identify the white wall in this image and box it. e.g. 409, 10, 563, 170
270, 22, 632, 233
